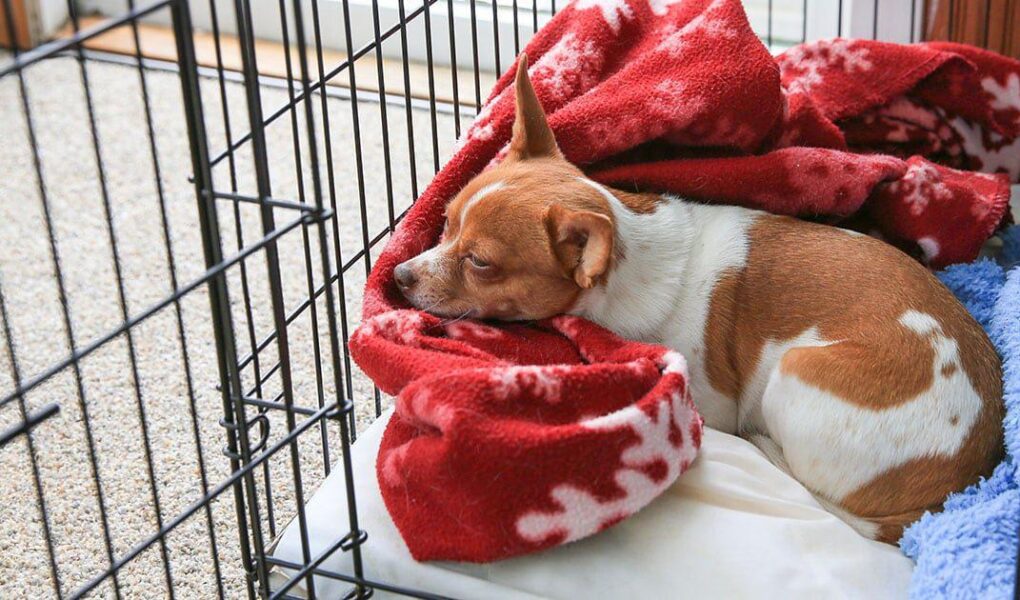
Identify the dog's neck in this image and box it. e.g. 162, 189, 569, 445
569, 178, 699, 342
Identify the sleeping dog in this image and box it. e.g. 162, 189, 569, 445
393, 56, 1004, 542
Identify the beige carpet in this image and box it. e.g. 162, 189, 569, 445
0, 54, 465, 598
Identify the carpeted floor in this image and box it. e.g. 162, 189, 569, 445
0, 53, 465, 598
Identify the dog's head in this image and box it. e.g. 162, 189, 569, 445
395, 56, 617, 320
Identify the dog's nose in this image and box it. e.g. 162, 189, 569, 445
394, 263, 417, 290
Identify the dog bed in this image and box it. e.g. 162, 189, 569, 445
269, 408, 914, 599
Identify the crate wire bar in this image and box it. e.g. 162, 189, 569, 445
0, 0, 1002, 598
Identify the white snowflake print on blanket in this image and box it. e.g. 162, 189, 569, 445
445, 320, 507, 341
581, 79, 708, 153
488, 365, 568, 401
573, 0, 634, 33
355, 310, 425, 345
659, 351, 687, 376
464, 95, 500, 144
646, 0, 685, 16
916, 237, 941, 264
982, 73, 1020, 125
380, 388, 456, 486
530, 33, 606, 104
779, 39, 874, 94
886, 161, 953, 217
461, 33, 604, 149
949, 116, 1020, 180
967, 172, 1005, 221
656, 0, 735, 58
515, 387, 698, 544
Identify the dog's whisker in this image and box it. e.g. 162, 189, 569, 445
416, 299, 439, 313
438, 309, 474, 327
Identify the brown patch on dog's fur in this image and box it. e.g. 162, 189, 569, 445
612, 189, 665, 214
704, 216, 1001, 409
702, 215, 1004, 538
841, 400, 1004, 543
868, 510, 930, 544
704, 269, 743, 401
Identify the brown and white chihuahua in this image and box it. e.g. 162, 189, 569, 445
394, 57, 1004, 543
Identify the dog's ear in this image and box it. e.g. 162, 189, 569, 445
544, 204, 613, 289
508, 54, 561, 161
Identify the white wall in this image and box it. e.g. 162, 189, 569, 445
25, 0, 69, 41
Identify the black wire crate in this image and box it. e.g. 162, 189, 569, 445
0, 0, 1005, 598
0, 0, 467, 592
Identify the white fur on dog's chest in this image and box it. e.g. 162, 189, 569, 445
570, 182, 760, 433
657, 204, 760, 433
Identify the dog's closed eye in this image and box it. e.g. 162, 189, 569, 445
465, 254, 500, 280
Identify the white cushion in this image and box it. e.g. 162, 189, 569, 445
270, 409, 913, 599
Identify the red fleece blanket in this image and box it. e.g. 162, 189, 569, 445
352, 313, 700, 561
351, 0, 1020, 563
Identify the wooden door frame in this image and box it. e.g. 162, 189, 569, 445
924, 0, 1020, 58
0, 0, 32, 49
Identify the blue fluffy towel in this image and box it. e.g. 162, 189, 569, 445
901, 225, 1020, 599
